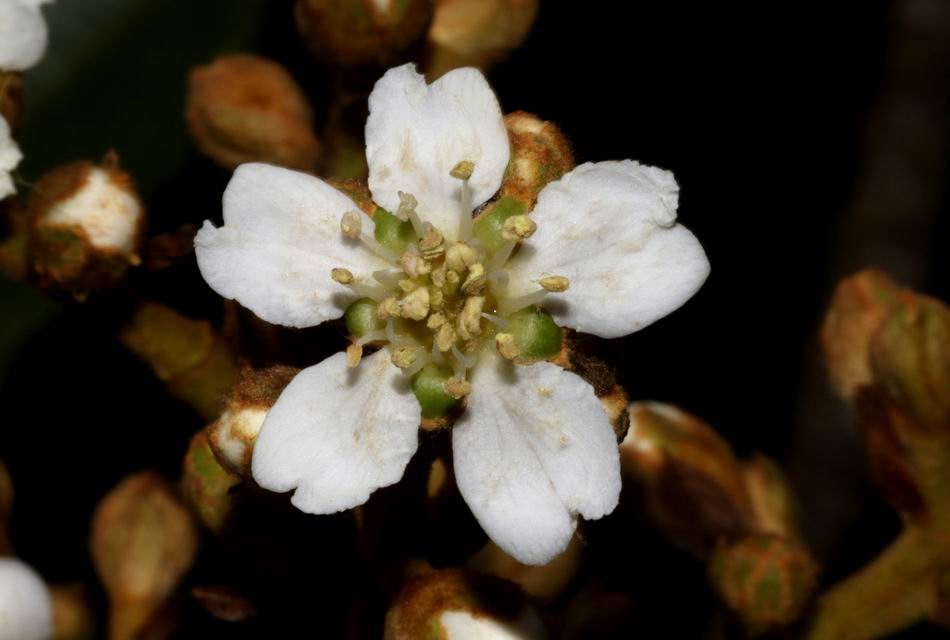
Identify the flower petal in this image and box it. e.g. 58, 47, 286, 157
251, 349, 421, 514
366, 63, 509, 241
0, 558, 53, 640
0, 114, 22, 200
452, 356, 621, 565
0, 0, 49, 72
505, 161, 710, 338
195, 163, 391, 329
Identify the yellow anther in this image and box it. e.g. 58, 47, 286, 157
426, 311, 446, 330
340, 211, 362, 239
445, 242, 479, 272
390, 346, 418, 369
495, 333, 520, 360
461, 263, 487, 295
450, 160, 475, 180
346, 343, 363, 368
436, 323, 456, 352
443, 377, 471, 399
398, 278, 420, 293
429, 287, 444, 310
430, 263, 447, 288
396, 191, 418, 221
398, 287, 430, 321
418, 228, 445, 260
398, 252, 431, 277
377, 296, 400, 320
501, 215, 537, 242
457, 296, 485, 340
539, 275, 570, 292
331, 268, 354, 284
444, 269, 461, 295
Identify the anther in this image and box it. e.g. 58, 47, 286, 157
398, 287, 430, 321
391, 346, 419, 369
501, 215, 537, 242
450, 160, 475, 181
457, 296, 485, 340
377, 296, 400, 320
340, 211, 362, 238
445, 242, 479, 272
418, 228, 445, 260
444, 269, 461, 295
427, 312, 446, 329
396, 191, 418, 222
331, 268, 355, 284
436, 323, 456, 352
398, 278, 420, 293
461, 263, 487, 295
429, 287, 444, 310
430, 263, 447, 288
495, 333, 520, 360
346, 343, 363, 368
398, 252, 431, 277
539, 275, 570, 292
443, 377, 471, 399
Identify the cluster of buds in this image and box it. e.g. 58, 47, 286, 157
619, 402, 817, 633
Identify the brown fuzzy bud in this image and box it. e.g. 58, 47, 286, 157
384, 569, 547, 640
29, 154, 145, 298
742, 453, 801, 539
821, 269, 901, 400
295, 0, 433, 80
869, 292, 950, 430
425, 0, 539, 79
499, 111, 574, 207
709, 534, 818, 634
620, 402, 752, 556
50, 584, 96, 640
186, 54, 319, 171
90, 472, 200, 640
182, 431, 241, 533
206, 365, 299, 478
0, 72, 22, 130
119, 303, 240, 422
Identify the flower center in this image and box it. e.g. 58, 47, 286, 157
335, 162, 569, 407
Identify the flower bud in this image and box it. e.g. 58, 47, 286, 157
28, 154, 145, 297
742, 453, 800, 539
384, 568, 547, 640
709, 534, 818, 634
119, 302, 240, 421
186, 54, 319, 171
295, 0, 433, 80
0, 557, 53, 640
50, 584, 96, 640
0, 72, 22, 131
90, 472, 199, 640
821, 269, 901, 400
206, 365, 298, 478
500, 111, 574, 206
425, 0, 539, 79
620, 402, 752, 556
182, 431, 241, 532
869, 292, 950, 430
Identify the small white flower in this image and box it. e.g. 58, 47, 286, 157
0, 557, 54, 640
0, 114, 21, 200
0, 0, 53, 72
195, 64, 709, 565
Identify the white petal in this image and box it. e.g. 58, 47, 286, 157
0, 0, 49, 72
0, 558, 54, 640
505, 161, 710, 338
452, 356, 620, 565
0, 114, 22, 200
195, 163, 390, 329
366, 64, 509, 241
440, 610, 548, 640
251, 349, 421, 514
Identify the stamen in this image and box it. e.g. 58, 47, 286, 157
403, 351, 430, 376
460, 263, 487, 295
359, 233, 398, 262
398, 251, 431, 277
427, 312, 446, 329
451, 161, 476, 241
457, 296, 485, 340
386, 318, 397, 344
450, 161, 475, 180
487, 271, 510, 287
487, 240, 516, 272
445, 242, 479, 272
396, 191, 417, 222
501, 215, 537, 242
331, 268, 354, 284
377, 296, 400, 320
356, 329, 388, 346
495, 333, 520, 360
346, 343, 363, 367
340, 211, 362, 238
443, 377, 471, 399
373, 268, 402, 288
349, 281, 390, 302
398, 287, 430, 321
538, 275, 570, 292
451, 343, 476, 370
391, 346, 419, 370
430, 338, 444, 363
436, 323, 456, 352
481, 312, 509, 329
497, 289, 548, 316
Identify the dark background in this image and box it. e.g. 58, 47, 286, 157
1, 0, 947, 637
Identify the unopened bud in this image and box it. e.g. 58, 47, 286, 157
186, 54, 319, 171
742, 454, 800, 538
206, 365, 298, 478
50, 583, 96, 640
384, 569, 546, 640
29, 155, 145, 297
182, 431, 241, 533
500, 111, 574, 206
709, 534, 818, 634
90, 472, 199, 640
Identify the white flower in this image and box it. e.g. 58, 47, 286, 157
0, 0, 53, 72
0, 557, 54, 640
195, 64, 709, 565
0, 114, 21, 200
